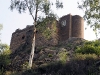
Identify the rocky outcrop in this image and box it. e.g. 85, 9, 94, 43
10, 37, 85, 71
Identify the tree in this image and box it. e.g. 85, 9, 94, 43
0, 44, 11, 75
10, 0, 63, 68
0, 24, 3, 43
77, 0, 100, 38
0, 24, 2, 30
0, 24, 10, 75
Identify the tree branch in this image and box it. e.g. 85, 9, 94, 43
34, 2, 38, 23
25, 0, 35, 22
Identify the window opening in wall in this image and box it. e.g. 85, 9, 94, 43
22, 35, 25, 40
61, 20, 66, 27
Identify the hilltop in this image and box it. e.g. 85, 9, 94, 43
9, 37, 100, 75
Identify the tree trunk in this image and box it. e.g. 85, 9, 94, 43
29, 26, 36, 69
28, 0, 38, 69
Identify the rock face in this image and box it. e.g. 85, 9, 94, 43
10, 37, 85, 71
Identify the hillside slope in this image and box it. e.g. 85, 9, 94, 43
10, 37, 100, 75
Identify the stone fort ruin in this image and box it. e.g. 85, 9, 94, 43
10, 14, 84, 53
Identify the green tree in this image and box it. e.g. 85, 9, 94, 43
0, 44, 11, 75
0, 24, 3, 30
0, 24, 3, 42
10, 0, 63, 68
78, 0, 100, 38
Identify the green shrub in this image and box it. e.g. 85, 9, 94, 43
58, 50, 68, 64
22, 61, 29, 71
66, 43, 72, 47
0, 44, 11, 75
75, 40, 100, 56
50, 47, 57, 50
74, 53, 98, 60
85, 40, 100, 47
76, 45, 97, 54
36, 17, 57, 40
48, 54, 53, 57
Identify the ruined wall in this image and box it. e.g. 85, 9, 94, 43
10, 21, 58, 53
10, 25, 34, 53
36, 20, 58, 46
10, 14, 84, 53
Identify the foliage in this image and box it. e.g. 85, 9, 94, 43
0, 44, 10, 53
36, 17, 57, 39
78, 0, 100, 37
85, 40, 100, 46
10, 0, 63, 68
74, 53, 98, 60
75, 40, 100, 56
0, 44, 11, 75
10, 0, 63, 22
0, 24, 3, 42
22, 61, 30, 71
58, 49, 68, 64
22, 58, 100, 75
22, 62, 64, 75
48, 54, 52, 57
0, 24, 3, 31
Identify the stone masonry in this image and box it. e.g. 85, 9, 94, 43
10, 14, 84, 53
58, 14, 84, 41
10, 25, 34, 53
10, 20, 58, 53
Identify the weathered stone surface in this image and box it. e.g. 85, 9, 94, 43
10, 21, 58, 53
10, 37, 85, 71
58, 14, 72, 41
9, 14, 85, 70
10, 14, 84, 53
10, 25, 34, 53
72, 15, 84, 38
58, 14, 84, 42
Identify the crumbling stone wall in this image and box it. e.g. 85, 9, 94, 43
10, 21, 58, 53
10, 14, 84, 53
10, 25, 34, 53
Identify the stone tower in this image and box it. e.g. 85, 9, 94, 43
58, 14, 84, 41
58, 14, 72, 41
71, 15, 84, 38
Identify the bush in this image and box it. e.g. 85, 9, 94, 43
0, 44, 11, 75
58, 50, 68, 64
75, 40, 100, 56
74, 53, 98, 60
85, 40, 100, 47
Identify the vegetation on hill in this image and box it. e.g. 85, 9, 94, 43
10, 0, 63, 68
3, 37, 100, 75
0, 44, 11, 75
78, 0, 100, 37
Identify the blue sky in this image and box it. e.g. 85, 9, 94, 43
0, 0, 96, 45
